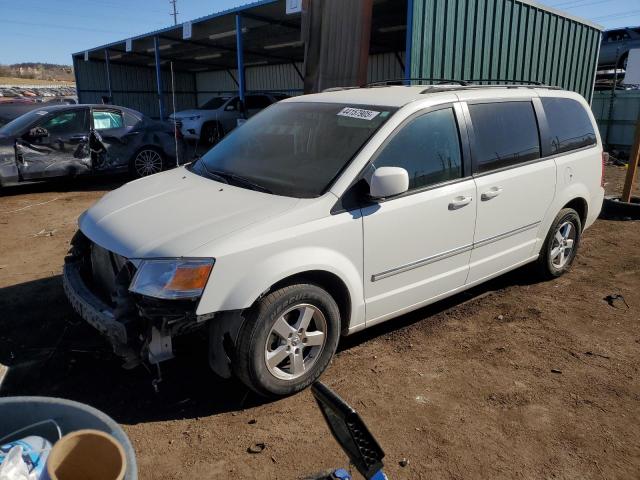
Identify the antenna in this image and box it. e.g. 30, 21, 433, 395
169, 0, 178, 25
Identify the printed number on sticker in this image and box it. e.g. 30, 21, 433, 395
337, 107, 381, 121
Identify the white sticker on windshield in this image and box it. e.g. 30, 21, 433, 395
337, 107, 381, 121
35, 111, 48, 115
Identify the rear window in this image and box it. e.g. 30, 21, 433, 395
541, 97, 597, 155
468, 101, 541, 173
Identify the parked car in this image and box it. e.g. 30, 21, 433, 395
63, 84, 604, 397
169, 92, 288, 145
599, 26, 640, 69
0, 104, 185, 186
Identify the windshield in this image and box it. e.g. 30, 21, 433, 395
191, 102, 396, 198
0, 109, 48, 136
199, 97, 229, 110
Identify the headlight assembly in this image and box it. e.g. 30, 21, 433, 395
129, 258, 214, 300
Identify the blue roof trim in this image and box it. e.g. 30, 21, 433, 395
72, 0, 280, 57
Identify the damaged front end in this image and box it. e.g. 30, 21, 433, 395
63, 231, 207, 369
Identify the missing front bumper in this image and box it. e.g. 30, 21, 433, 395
62, 260, 139, 365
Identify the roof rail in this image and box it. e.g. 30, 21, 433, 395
365, 78, 470, 87
465, 79, 546, 85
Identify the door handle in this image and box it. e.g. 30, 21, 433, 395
481, 186, 503, 201
449, 196, 473, 210
70, 135, 88, 143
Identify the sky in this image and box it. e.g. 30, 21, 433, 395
0, 0, 638, 65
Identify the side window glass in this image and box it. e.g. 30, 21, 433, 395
39, 110, 88, 135
246, 95, 272, 109
541, 97, 597, 154
468, 102, 540, 173
373, 108, 463, 191
92, 110, 124, 130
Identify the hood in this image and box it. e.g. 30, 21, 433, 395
79, 167, 299, 259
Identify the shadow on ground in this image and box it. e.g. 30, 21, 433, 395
0, 266, 540, 424
0, 175, 128, 197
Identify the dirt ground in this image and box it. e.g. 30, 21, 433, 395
1, 166, 639, 480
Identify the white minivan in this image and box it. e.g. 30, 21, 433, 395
63, 84, 604, 396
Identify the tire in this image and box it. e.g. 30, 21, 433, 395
129, 147, 164, 179
233, 284, 341, 397
200, 122, 223, 146
536, 208, 582, 279
618, 52, 628, 70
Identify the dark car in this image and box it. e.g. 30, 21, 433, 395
0, 104, 185, 187
599, 27, 640, 69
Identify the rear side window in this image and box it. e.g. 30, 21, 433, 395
469, 102, 540, 173
373, 107, 463, 190
92, 110, 124, 130
541, 97, 597, 155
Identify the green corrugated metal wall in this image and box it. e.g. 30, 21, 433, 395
409, 0, 602, 101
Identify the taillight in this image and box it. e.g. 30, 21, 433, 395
174, 122, 183, 140
601, 151, 608, 188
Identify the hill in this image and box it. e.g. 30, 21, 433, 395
0, 63, 74, 82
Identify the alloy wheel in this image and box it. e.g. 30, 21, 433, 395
550, 221, 576, 268
134, 149, 163, 177
264, 304, 327, 381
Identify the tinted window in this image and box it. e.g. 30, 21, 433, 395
193, 103, 395, 198
39, 109, 88, 135
0, 109, 48, 136
541, 97, 597, 154
92, 110, 123, 130
373, 108, 462, 190
469, 102, 540, 173
246, 95, 272, 109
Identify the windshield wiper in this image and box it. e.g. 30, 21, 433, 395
207, 168, 272, 194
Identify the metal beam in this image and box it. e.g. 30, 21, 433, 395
404, 0, 414, 80
236, 15, 246, 103
158, 34, 299, 64
154, 36, 165, 120
104, 49, 113, 101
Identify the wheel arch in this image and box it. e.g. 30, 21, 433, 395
562, 197, 588, 227
265, 270, 352, 335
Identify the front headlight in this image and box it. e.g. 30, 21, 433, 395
129, 258, 214, 300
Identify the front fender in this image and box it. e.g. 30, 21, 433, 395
196, 246, 365, 331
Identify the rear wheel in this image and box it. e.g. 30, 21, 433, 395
130, 147, 164, 178
536, 208, 582, 279
233, 284, 341, 397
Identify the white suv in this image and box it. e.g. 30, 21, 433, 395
63, 84, 604, 396
169, 93, 288, 145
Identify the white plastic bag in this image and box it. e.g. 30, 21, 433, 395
0, 446, 36, 480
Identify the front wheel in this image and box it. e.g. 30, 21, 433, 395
130, 147, 164, 178
536, 208, 582, 279
233, 284, 341, 397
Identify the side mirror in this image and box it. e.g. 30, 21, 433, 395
26, 126, 49, 140
369, 167, 409, 199
311, 382, 385, 480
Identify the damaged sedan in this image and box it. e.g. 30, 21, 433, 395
0, 104, 185, 187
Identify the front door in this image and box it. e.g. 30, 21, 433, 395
16, 108, 90, 180
463, 100, 556, 284
90, 108, 131, 171
362, 105, 476, 324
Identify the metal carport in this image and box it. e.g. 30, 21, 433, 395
72, 0, 602, 120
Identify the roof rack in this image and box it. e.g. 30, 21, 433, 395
465, 79, 547, 85
365, 78, 470, 87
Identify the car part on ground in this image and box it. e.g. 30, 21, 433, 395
600, 195, 640, 220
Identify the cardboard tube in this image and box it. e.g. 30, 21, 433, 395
45, 429, 126, 480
